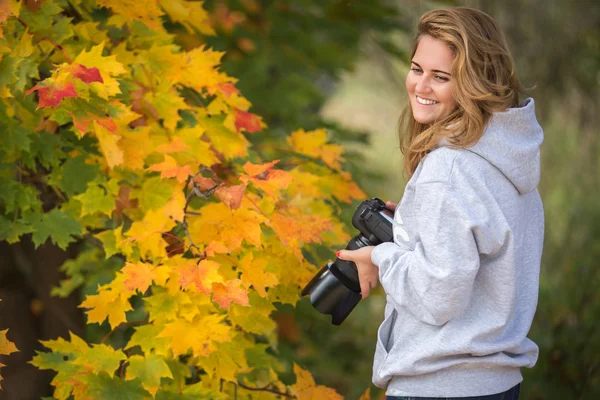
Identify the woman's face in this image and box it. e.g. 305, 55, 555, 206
406, 35, 457, 125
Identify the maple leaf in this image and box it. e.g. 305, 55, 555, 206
178, 259, 223, 294
125, 208, 176, 260
125, 354, 173, 398
215, 83, 240, 98
147, 155, 194, 183
79, 275, 133, 329
71, 64, 104, 83
234, 109, 263, 133
239, 252, 278, 297
156, 137, 190, 154
0, 329, 18, 391
215, 183, 246, 210
211, 279, 249, 309
26, 82, 77, 109
93, 120, 123, 168
187, 202, 266, 253
122, 262, 156, 293
287, 128, 345, 171
243, 160, 280, 177
290, 364, 343, 400
157, 315, 231, 358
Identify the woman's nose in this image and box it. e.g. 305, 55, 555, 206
415, 76, 431, 93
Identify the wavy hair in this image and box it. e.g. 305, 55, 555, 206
400, 7, 524, 176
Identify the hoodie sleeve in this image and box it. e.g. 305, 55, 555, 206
371, 181, 481, 326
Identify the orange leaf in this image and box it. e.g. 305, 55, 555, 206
122, 262, 156, 293
234, 109, 262, 133
71, 64, 104, 84
243, 160, 279, 177
178, 259, 222, 294
26, 82, 77, 109
156, 137, 191, 154
190, 176, 217, 191
215, 183, 246, 210
217, 83, 240, 98
212, 279, 249, 309
148, 155, 194, 183
204, 241, 229, 257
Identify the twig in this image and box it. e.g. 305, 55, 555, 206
238, 382, 295, 398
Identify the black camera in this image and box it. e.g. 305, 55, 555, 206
301, 198, 394, 325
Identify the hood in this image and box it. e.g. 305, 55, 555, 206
467, 98, 544, 194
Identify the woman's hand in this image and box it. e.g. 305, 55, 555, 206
385, 200, 397, 212
337, 246, 379, 299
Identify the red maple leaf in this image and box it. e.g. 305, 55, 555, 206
234, 109, 262, 133
217, 83, 240, 98
71, 64, 104, 84
26, 82, 78, 109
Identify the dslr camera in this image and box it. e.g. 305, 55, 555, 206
302, 198, 394, 325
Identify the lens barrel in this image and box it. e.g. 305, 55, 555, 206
301, 262, 362, 325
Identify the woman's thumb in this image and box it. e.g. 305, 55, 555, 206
336, 250, 347, 260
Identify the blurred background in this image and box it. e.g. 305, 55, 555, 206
1, 0, 598, 399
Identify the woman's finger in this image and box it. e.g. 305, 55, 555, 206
360, 279, 370, 299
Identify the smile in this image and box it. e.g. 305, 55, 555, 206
416, 96, 439, 105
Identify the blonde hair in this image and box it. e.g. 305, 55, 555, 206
400, 7, 523, 176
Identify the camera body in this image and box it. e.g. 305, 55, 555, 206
301, 198, 394, 325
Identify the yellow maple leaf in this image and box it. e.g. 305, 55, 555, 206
97, 0, 164, 31
187, 202, 266, 253
79, 275, 133, 329
287, 129, 345, 171
122, 262, 157, 293
125, 208, 176, 260
239, 251, 278, 297
158, 0, 215, 36
162, 189, 186, 223
0, 328, 18, 390
93, 120, 123, 168
291, 364, 343, 400
120, 126, 153, 170
157, 315, 231, 358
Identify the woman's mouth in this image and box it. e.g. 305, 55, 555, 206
416, 96, 439, 105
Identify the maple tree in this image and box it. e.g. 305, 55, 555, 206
0, 0, 370, 398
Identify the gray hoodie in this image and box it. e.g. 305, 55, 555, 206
371, 98, 544, 397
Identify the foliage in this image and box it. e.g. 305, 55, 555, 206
0, 0, 369, 398
0, 326, 19, 390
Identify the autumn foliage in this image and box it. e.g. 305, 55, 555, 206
0, 0, 368, 398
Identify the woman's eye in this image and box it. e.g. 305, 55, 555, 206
435, 76, 449, 82
410, 68, 422, 73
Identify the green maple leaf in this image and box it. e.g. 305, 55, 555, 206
53, 155, 100, 196
74, 184, 115, 217
136, 176, 173, 211
87, 373, 150, 400
30, 209, 83, 249
0, 217, 33, 244
126, 354, 173, 397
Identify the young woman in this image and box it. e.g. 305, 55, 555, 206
337, 8, 544, 400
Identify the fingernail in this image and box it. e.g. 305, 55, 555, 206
336, 251, 340, 257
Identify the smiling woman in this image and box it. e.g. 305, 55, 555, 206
406, 35, 457, 125
336, 7, 544, 400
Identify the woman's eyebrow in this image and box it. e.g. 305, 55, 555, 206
411, 61, 452, 76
